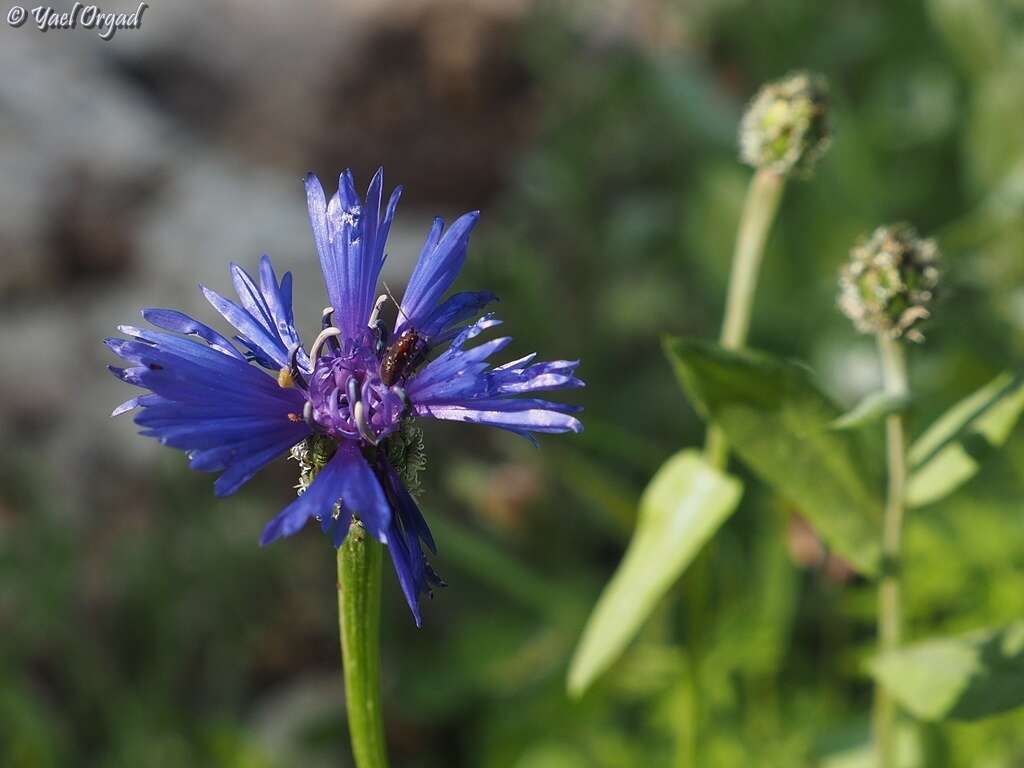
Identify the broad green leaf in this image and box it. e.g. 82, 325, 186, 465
869, 622, 1024, 721
830, 391, 912, 431
567, 450, 742, 697
906, 371, 1024, 506
906, 371, 1024, 508
665, 337, 882, 575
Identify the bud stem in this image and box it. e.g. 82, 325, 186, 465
705, 168, 786, 469
338, 521, 390, 768
684, 167, 784, 765
874, 334, 909, 768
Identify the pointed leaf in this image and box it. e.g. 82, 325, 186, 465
665, 337, 882, 575
567, 450, 742, 697
869, 622, 1024, 721
830, 391, 912, 431
906, 371, 1024, 508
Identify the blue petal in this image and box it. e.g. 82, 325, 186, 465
280, 271, 295, 327
258, 255, 302, 350
307, 170, 401, 343
213, 438, 306, 497
259, 441, 392, 546
358, 169, 383, 322
141, 309, 243, 360
384, 518, 423, 626
188, 430, 301, 471
412, 290, 498, 341
489, 359, 585, 396
404, 313, 584, 440
306, 173, 342, 313
231, 262, 276, 331
398, 211, 480, 332
414, 401, 583, 435
106, 322, 310, 495
105, 336, 294, 404
380, 460, 441, 627
196, 257, 307, 373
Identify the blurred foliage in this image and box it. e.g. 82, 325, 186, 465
3, 0, 1024, 766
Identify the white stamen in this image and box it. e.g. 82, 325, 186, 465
353, 401, 378, 445
346, 376, 360, 410
309, 327, 343, 360
368, 294, 388, 328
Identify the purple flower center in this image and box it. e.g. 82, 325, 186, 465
307, 332, 407, 444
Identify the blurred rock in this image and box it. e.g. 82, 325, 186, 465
314, 0, 538, 206
104, 0, 537, 205
0, 32, 171, 298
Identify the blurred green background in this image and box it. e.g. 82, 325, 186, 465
2, 1, 1024, 766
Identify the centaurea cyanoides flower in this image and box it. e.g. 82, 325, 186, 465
106, 169, 583, 625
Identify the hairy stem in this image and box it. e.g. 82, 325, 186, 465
704, 168, 786, 469
874, 335, 909, 768
338, 521, 389, 768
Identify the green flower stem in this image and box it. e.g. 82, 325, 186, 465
874, 334, 909, 768
338, 520, 389, 768
684, 168, 784, 764
704, 168, 786, 469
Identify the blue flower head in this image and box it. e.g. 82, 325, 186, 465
107, 169, 583, 625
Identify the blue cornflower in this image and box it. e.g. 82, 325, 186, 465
106, 169, 583, 625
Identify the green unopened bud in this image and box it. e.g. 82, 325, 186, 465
386, 420, 427, 499
838, 224, 940, 343
291, 433, 336, 494
739, 71, 831, 177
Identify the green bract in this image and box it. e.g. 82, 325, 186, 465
291, 433, 337, 494
385, 420, 427, 499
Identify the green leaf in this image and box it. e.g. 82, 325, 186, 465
830, 391, 912, 431
906, 371, 1024, 508
567, 450, 742, 697
869, 622, 1024, 721
664, 337, 882, 575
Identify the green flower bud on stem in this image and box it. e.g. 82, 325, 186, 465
739, 71, 831, 177
838, 224, 940, 344
385, 421, 427, 499
290, 433, 336, 494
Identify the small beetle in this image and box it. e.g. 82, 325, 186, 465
380, 327, 429, 386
